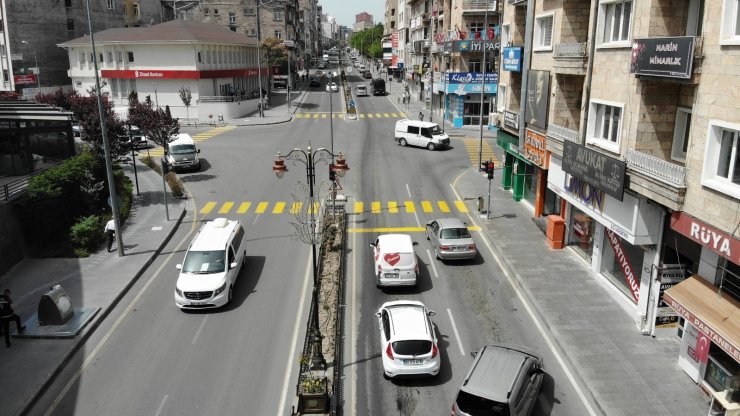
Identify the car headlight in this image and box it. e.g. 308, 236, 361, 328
175, 287, 183, 297
214, 281, 228, 296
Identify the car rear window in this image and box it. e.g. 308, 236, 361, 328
392, 340, 432, 355
441, 228, 471, 239
455, 390, 509, 415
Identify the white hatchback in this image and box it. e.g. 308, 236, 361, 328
370, 234, 419, 287
376, 300, 440, 379
356, 85, 368, 96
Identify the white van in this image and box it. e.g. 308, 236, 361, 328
394, 119, 450, 150
166, 133, 201, 171
370, 234, 419, 288
174, 218, 246, 309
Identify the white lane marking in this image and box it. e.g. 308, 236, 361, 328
154, 395, 168, 416
350, 227, 359, 416
446, 308, 465, 356
191, 316, 208, 345
277, 251, 312, 416
405, 183, 412, 198
450, 174, 598, 416
152, 226, 163, 231
426, 249, 439, 278
252, 215, 259, 225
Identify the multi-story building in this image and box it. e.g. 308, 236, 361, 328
0, 0, 11, 93
297, 0, 320, 68
5, 0, 161, 96
353, 12, 374, 32
493, 0, 739, 411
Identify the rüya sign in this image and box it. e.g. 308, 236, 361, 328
562, 141, 626, 201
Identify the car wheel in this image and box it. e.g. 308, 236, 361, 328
426, 230, 430, 240
228, 285, 234, 303
427, 142, 436, 151
436, 251, 442, 260
383, 372, 390, 380
399, 138, 407, 147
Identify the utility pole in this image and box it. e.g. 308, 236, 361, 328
427, 0, 435, 123
477, 0, 490, 173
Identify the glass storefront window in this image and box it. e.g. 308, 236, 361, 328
568, 206, 595, 260
704, 343, 739, 392
543, 187, 561, 216
600, 230, 645, 303
523, 165, 537, 206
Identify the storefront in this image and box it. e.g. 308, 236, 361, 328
548, 142, 665, 318
438, 72, 497, 128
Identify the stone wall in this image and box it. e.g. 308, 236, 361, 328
551, 73, 583, 130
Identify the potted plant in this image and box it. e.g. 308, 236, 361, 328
298, 374, 328, 414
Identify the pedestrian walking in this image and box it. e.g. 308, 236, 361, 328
419, 111, 424, 122
104, 218, 115, 252
0, 289, 25, 348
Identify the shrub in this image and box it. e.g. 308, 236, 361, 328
165, 172, 185, 197
140, 156, 162, 175
70, 215, 103, 257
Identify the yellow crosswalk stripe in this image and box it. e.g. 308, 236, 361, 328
200, 202, 217, 214
354, 201, 364, 214
237, 202, 251, 214
255, 202, 268, 214
314, 114, 319, 119
405, 201, 416, 213
399, 112, 406, 118
291, 202, 302, 214
309, 202, 320, 214
272, 201, 285, 214
218, 202, 234, 214
359, 114, 366, 119
437, 201, 450, 213
371, 201, 381, 214
376, 113, 382, 118
349, 226, 481, 233
388, 201, 398, 213
321, 114, 327, 119
421, 201, 433, 213
367, 114, 374, 118
295, 114, 303, 118
454, 200, 468, 212
391, 113, 398, 117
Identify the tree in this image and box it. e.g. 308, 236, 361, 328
179, 86, 192, 124
128, 100, 179, 153
262, 37, 289, 70
349, 24, 384, 59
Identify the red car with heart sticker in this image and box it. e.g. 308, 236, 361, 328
370, 234, 419, 288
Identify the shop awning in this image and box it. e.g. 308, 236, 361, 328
664, 276, 740, 362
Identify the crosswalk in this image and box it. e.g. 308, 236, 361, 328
140, 126, 236, 158
462, 138, 500, 168
293, 112, 407, 120
198, 199, 470, 216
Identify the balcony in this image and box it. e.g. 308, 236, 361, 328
462, 0, 498, 13
546, 123, 579, 154
625, 149, 686, 210
552, 42, 587, 75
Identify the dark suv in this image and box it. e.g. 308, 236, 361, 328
452, 345, 545, 416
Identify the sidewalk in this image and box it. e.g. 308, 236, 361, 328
224, 85, 310, 127
0, 162, 186, 416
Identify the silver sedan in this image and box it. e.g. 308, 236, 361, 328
425, 218, 477, 260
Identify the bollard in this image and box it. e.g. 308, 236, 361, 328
477, 196, 484, 213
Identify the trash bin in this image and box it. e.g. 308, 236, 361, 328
38, 284, 74, 326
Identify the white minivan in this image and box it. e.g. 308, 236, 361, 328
174, 218, 246, 309
370, 234, 419, 288
166, 133, 201, 171
394, 119, 450, 150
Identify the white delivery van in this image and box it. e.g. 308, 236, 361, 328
175, 218, 246, 309
370, 234, 419, 288
166, 133, 201, 171
394, 119, 450, 150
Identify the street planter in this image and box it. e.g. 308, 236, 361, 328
298, 376, 329, 414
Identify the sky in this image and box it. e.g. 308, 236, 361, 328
318, 0, 384, 28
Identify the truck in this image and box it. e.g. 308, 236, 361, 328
371, 78, 386, 96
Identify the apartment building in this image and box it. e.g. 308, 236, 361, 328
353, 12, 374, 32
0, 0, 11, 92
494, 0, 739, 410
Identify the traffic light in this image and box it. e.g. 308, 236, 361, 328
145, 95, 152, 104
487, 161, 495, 180
329, 166, 336, 181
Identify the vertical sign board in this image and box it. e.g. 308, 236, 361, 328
525, 70, 550, 130
502, 47, 523, 72
524, 129, 547, 169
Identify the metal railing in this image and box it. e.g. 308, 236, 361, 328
0, 162, 62, 205
547, 123, 580, 143
463, 0, 498, 10
553, 42, 587, 59
625, 149, 687, 188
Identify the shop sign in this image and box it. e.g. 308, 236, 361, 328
630, 36, 694, 79
452, 39, 498, 53
392, 32, 399, 48
504, 110, 519, 130
445, 83, 497, 94
102, 68, 267, 79
606, 230, 640, 302
664, 294, 740, 362
524, 129, 547, 168
447, 72, 498, 84
564, 174, 605, 212
670, 212, 739, 264
502, 47, 523, 72
562, 141, 626, 201
14, 74, 37, 85
525, 70, 549, 130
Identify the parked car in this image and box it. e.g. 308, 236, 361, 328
364, 70, 373, 79
370, 234, 419, 288
451, 345, 545, 416
318, 61, 326, 69
310, 76, 322, 87
356, 85, 369, 96
426, 218, 477, 260
394, 119, 450, 150
371, 78, 386, 95
165, 133, 201, 172
122, 125, 149, 149
375, 300, 440, 379
326, 82, 339, 92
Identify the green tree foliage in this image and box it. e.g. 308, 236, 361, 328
262, 37, 289, 69
349, 24, 384, 59
127, 100, 179, 152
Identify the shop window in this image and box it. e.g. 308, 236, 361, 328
701, 120, 740, 199
534, 13, 554, 51
587, 99, 623, 154
67, 19, 75, 31
704, 342, 739, 392
600, 229, 644, 302
720, 0, 740, 44
597, 0, 632, 47
671, 107, 692, 163
569, 206, 595, 260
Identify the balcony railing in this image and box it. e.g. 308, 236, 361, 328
625, 149, 686, 188
463, 0, 497, 10
553, 42, 587, 59
547, 123, 579, 143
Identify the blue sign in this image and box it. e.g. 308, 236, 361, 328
447, 72, 498, 84
445, 83, 497, 94
397, 63, 404, 69
502, 47, 523, 72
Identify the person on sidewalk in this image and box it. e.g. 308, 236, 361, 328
104, 218, 115, 252
419, 111, 424, 122
0, 289, 25, 348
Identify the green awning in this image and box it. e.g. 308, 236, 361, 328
497, 130, 532, 164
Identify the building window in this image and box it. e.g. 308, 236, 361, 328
206, 50, 211, 64
720, 0, 740, 44
230, 26, 236, 32
534, 13, 554, 50
65, 0, 71, 7
197, 51, 202, 63
671, 107, 692, 162
110, 78, 118, 97
133, 3, 140, 18
107, 0, 113, 9
702, 120, 740, 198
274, 11, 284, 21
229, 12, 236, 25
213, 9, 219, 15
497, 84, 506, 113
116, 51, 123, 63
502, 24, 511, 47
598, 0, 632, 46
79, 52, 86, 64
243, 7, 255, 16
586, 100, 623, 154
127, 51, 134, 62
67, 19, 75, 31
106, 51, 113, 63
204, 8, 210, 15
275, 31, 282, 39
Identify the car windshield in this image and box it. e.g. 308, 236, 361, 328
392, 340, 432, 356
440, 227, 471, 239
182, 250, 226, 274
170, 144, 195, 154
429, 125, 442, 135
455, 390, 509, 415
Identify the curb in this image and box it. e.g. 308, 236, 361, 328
452, 171, 607, 416
19, 207, 187, 416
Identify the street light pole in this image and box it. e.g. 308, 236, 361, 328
256, 2, 265, 117
478, 0, 490, 173
21, 40, 40, 91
